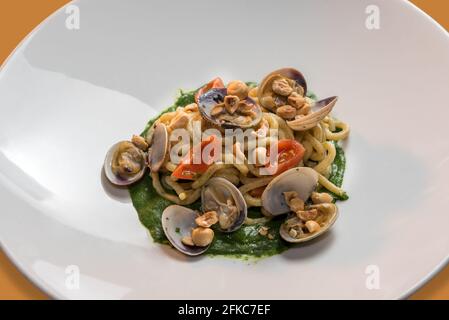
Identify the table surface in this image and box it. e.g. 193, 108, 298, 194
0, 0, 448, 300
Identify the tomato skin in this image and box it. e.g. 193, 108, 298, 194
171, 136, 218, 180
249, 140, 305, 195
194, 77, 225, 103
267, 139, 305, 175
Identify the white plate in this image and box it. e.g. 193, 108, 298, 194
1, 0, 449, 300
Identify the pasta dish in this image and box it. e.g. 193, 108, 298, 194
104, 67, 349, 257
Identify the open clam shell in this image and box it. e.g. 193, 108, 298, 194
161, 205, 209, 256
201, 177, 247, 232
148, 123, 168, 172
258, 67, 308, 111
104, 141, 146, 186
261, 167, 318, 216
287, 96, 338, 131
279, 205, 339, 243
198, 88, 262, 129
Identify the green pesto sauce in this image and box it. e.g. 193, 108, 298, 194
129, 85, 347, 258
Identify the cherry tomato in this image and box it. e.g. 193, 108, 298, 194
249, 139, 305, 196
266, 139, 305, 175
171, 136, 219, 180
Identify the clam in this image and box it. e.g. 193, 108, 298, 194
286, 96, 338, 131
261, 167, 318, 216
198, 88, 262, 128
161, 177, 246, 256
148, 123, 168, 172
201, 177, 247, 232
279, 203, 338, 243
104, 141, 146, 186
258, 67, 307, 111
161, 205, 210, 256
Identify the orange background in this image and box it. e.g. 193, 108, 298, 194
0, 0, 448, 300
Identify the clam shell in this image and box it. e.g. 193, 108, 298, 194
258, 68, 308, 110
287, 96, 338, 131
201, 177, 247, 232
279, 205, 339, 243
148, 123, 168, 172
261, 167, 318, 216
161, 205, 209, 256
198, 88, 262, 129
104, 141, 146, 186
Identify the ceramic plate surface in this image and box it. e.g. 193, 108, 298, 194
1, 0, 449, 299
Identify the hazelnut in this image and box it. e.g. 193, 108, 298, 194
311, 192, 333, 204
131, 135, 149, 151
191, 227, 214, 247
272, 78, 293, 96
181, 236, 195, 246
288, 92, 306, 109
296, 209, 319, 222
224, 95, 240, 114
305, 220, 321, 233
195, 211, 218, 228
276, 105, 297, 120
227, 80, 249, 99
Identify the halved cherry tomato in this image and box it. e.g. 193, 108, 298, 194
171, 136, 219, 180
248, 140, 304, 196
266, 139, 305, 175
194, 77, 225, 103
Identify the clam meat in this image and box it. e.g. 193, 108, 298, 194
201, 177, 247, 232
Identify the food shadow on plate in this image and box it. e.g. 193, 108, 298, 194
100, 166, 131, 203
278, 132, 428, 264
280, 231, 336, 260
318, 133, 427, 264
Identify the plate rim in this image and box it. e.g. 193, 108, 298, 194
0, 0, 448, 300
394, 0, 449, 300
0, 0, 73, 300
